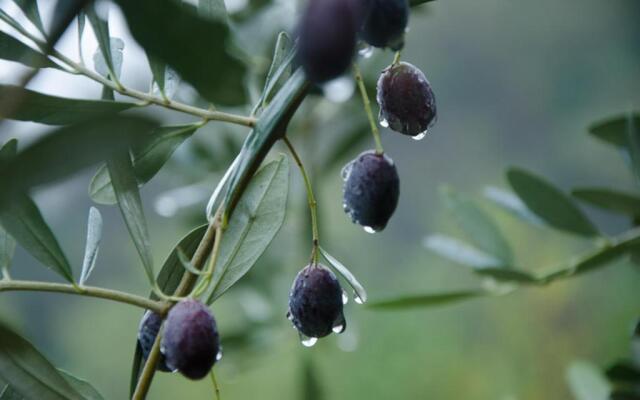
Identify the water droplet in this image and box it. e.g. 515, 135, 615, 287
363, 226, 377, 234
379, 118, 389, 128
411, 131, 427, 141
300, 335, 318, 347
216, 350, 223, 361
333, 324, 346, 334
354, 293, 364, 305
286, 310, 293, 321
358, 44, 374, 59
342, 290, 349, 305
341, 162, 353, 181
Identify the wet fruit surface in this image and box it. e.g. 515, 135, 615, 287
161, 299, 220, 380
342, 150, 400, 232
137, 310, 172, 372
377, 61, 437, 137
360, 0, 409, 50
297, 0, 360, 83
288, 264, 346, 340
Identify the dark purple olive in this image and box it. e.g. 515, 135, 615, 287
360, 0, 409, 50
342, 150, 399, 232
287, 264, 346, 342
377, 61, 437, 138
137, 310, 172, 372
161, 299, 220, 380
297, 0, 361, 83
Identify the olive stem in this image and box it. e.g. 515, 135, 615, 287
283, 136, 320, 264
0, 280, 165, 314
132, 329, 164, 400
192, 221, 224, 298
352, 62, 384, 155
210, 369, 221, 400
0, 15, 257, 129
392, 50, 402, 66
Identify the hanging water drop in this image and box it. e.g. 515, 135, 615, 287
354, 293, 364, 304
358, 44, 374, 59
216, 350, 223, 361
301, 335, 318, 347
379, 117, 389, 128
342, 290, 349, 305
363, 226, 377, 234
286, 310, 293, 321
332, 324, 346, 334
411, 131, 427, 141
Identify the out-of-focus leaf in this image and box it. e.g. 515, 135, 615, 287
85, 5, 114, 77
589, 113, 640, 149
58, 370, 103, 400
89, 124, 199, 205
0, 85, 135, 125
440, 187, 513, 264
92, 37, 124, 79
114, 0, 247, 106
474, 267, 538, 284
12, 0, 46, 35
323, 118, 369, 172
255, 32, 293, 112
319, 247, 367, 304
368, 290, 488, 310
129, 224, 208, 394
409, 0, 437, 7
50, 0, 90, 47
301, 356, 323, 400
198, 0, 228, 23
0, 223, 16, 280
606, 362, 640, 384
0, 116, 156, 199
0, 139, 73, 281
566, 361, 611, 400
483, 186, 544, 226
147, 53, 166, 96
572, 188, 640, 218
0, 30, 59, 69
507, 167, 599, 237
224, 69, 309, 215
107, 152, 154, 282
423, 234, 503, 268
627, 113, 640, 183
79, 207, 102, 285
0, 323, 84, 400
208, 156, 289, 302
77, 11, 86, 59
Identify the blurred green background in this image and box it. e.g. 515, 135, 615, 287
0, 0, 639, 399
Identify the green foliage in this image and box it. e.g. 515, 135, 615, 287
78, 207, 103, 286
208, 155, 290, 302
0, 31, 59, 69
368, 290, 488, 310
572, 188, 640, 218
589, 112, 640, 149
11, 0, 45, 35
566, 361, 611, 400
319, 247, 367, 303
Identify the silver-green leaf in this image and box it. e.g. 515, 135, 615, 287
79, 207, 102, 285
319, 246, 367, 304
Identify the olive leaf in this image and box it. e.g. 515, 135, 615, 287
12, 0, 46, 35
0, 30, 59, 69
588, 112, 640, 149
483, 186, 544, 226
92, 37, 124, 80
319, 247, 367, 304
507, 167, 599, 237
79, 207, 103, 285
85, 4, 115, 78
0, 323, 85, 400
252, 31, 294, 114
572, 188, 640, 218
368, 290, 488, 310
423, 234, 503, 269
208, 155, 290, 303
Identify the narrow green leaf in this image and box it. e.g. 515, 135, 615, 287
254, 32, 293, 113
58, 370, 104, 400
626, 113, 640, 183
89, 124, 199, 205
114, 0, 247, 106
0, 323, 84, 400
319, 247, 367, 304
368, 290, 487, 310
588, 113, 640, 149
0, 116, 157, 200
224, 68, 309, 215
507, 167, 599, 237
424, 234, 504, 268
572, 188, 640, 218
146, 53, 166, 96
12, 0, 46, 35
208, 155, 289, 302
566, 361, 611, 400
0, 85, 135, 125
300, 356, 323, 400
483, 186, 544, 226
77, 11, 86, 59
0, 384, 21, 399
0, 194, 74, 282
440, 187, 513, 264
107, 152, 154, 282
129, 224, 208, 393
474, 267, 538, 284
79, 207, 102, 285
0, 223, 16, 280
198, 0, 228, 23
85, 5, 114, 77
0, 30, 59, 69
176, 248, 204, 275
409, 0, 437, 7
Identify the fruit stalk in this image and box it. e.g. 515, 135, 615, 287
353, 63, 384, 154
